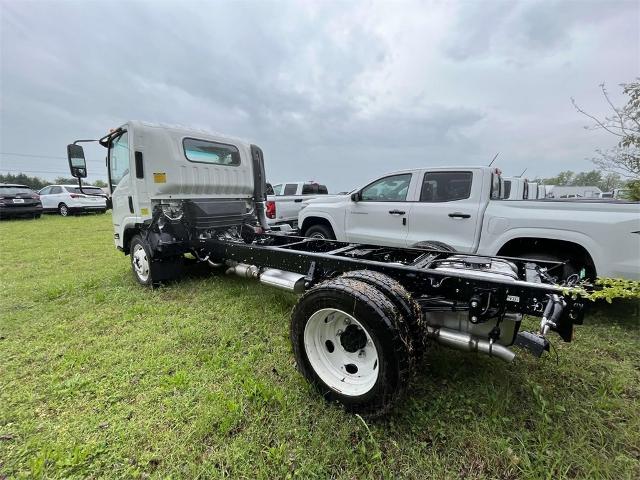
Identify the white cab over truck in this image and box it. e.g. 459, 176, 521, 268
299, 167, 640, 280
65, 122, 594, 417
266, 181, 328, 227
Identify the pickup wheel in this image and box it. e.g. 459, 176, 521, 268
412, 240, 457, 252
521, 251, 579, 283
305, 224, 335, 240
290, 277, 414, 417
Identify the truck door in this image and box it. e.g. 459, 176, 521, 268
346, 173, 414, 247
108, 131, 133, 233
405, 170, 481, 252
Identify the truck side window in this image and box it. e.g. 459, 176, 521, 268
183, 138, 240, 166
272, 184, 283, 195
110, 132, 130, 187
420, 172, 472, 202
361, 174, 412, 202
284, 184, 297, 196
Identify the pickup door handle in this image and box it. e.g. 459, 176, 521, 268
294, 199, 303, 203
388, 209, 406, 215
448, 212, 470, 219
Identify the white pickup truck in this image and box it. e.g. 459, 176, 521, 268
266, 181, 328, 227
298, 166, 640, 280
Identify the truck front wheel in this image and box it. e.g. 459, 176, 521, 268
290, 277, 414, 416
130, 235, 153, 286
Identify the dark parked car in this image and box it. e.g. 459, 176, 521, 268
0, 184, 43, 219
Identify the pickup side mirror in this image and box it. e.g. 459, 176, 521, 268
67, 144, 87, 178
350, 191, 361, 202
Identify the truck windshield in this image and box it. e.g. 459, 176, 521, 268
109, 132, 129, 189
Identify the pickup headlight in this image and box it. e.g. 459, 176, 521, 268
161, 202, 183, 221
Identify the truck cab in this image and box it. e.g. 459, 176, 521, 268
97, 121, 267, 252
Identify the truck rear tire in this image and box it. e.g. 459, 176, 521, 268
339, 270, 426, 355
290, 277, 414, 416
305, 224, 335, 240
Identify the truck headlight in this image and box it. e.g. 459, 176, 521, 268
161, 202, 183, 221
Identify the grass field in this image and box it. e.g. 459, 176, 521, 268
1, 214, 639, 479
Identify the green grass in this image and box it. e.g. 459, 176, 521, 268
1, 214, 639, 479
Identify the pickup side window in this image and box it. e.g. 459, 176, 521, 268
272, 184, 283, 195
183, 138, 240, 166
284, 183, 298, 196
420, 171, 472, 202
361, 174, 412, 202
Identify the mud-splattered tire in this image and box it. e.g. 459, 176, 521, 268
339, 270, 426, 356
290, 277, 414, 416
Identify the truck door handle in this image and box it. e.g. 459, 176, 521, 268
294, 199, 303, 203
128, 196, 134, 214
448, 212, 470, 219
388, 209, 406, 215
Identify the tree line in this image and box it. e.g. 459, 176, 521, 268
0, 172, 107, 190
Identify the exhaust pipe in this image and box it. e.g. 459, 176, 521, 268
259, 268, 306, 293
225, 263, 306, 293
426, 326, 516, 363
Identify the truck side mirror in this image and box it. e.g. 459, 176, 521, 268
67, 144, 88, 178
350, 191, 361, 202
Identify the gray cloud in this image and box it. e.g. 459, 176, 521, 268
1, 0, 638, 190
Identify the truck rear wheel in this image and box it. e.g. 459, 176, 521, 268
290, 277, 414, 416
339, 270, 426, 355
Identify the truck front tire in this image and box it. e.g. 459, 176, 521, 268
130, 235, 154, 286
304, 224, 335, 240
130, 235, 184, 287
290, 277, 414, 416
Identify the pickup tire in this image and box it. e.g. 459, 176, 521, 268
290, 277, 414, 417
412, 240, 457, 252
305, 224, 335, 240
521, 251, 579, 282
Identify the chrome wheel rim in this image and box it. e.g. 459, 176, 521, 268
304, 308, 379, 396
309, 232, 326, 239
132, 244, 150, 282
59, 205, 68, 216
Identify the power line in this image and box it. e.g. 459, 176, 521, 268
0, 151, 104, 163
0, 167, 106, 177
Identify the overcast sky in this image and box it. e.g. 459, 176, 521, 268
1, 0, 638, 190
